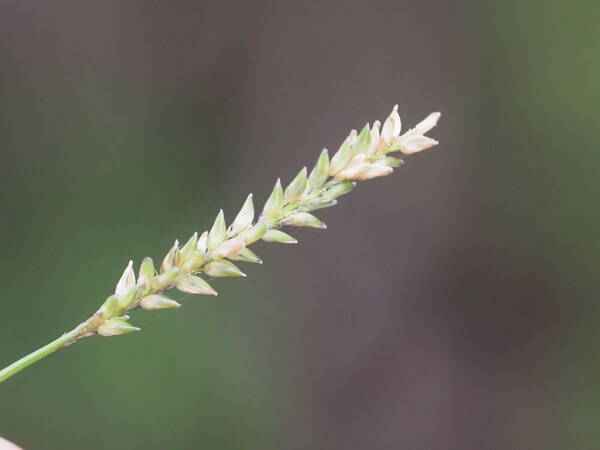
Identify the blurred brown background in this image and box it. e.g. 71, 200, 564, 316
0, 1, 599, 449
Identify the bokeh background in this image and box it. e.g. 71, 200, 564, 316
0, 1, 599, 449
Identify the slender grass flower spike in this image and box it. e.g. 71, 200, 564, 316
0, 106, 441, 383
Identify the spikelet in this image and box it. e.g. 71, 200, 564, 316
83, 106, 440, 339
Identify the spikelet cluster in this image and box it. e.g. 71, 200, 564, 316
89, 106, 440, 337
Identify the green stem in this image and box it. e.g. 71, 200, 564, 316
0, 331, 75, 383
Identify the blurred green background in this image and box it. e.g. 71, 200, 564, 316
0, 1, 599, 449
